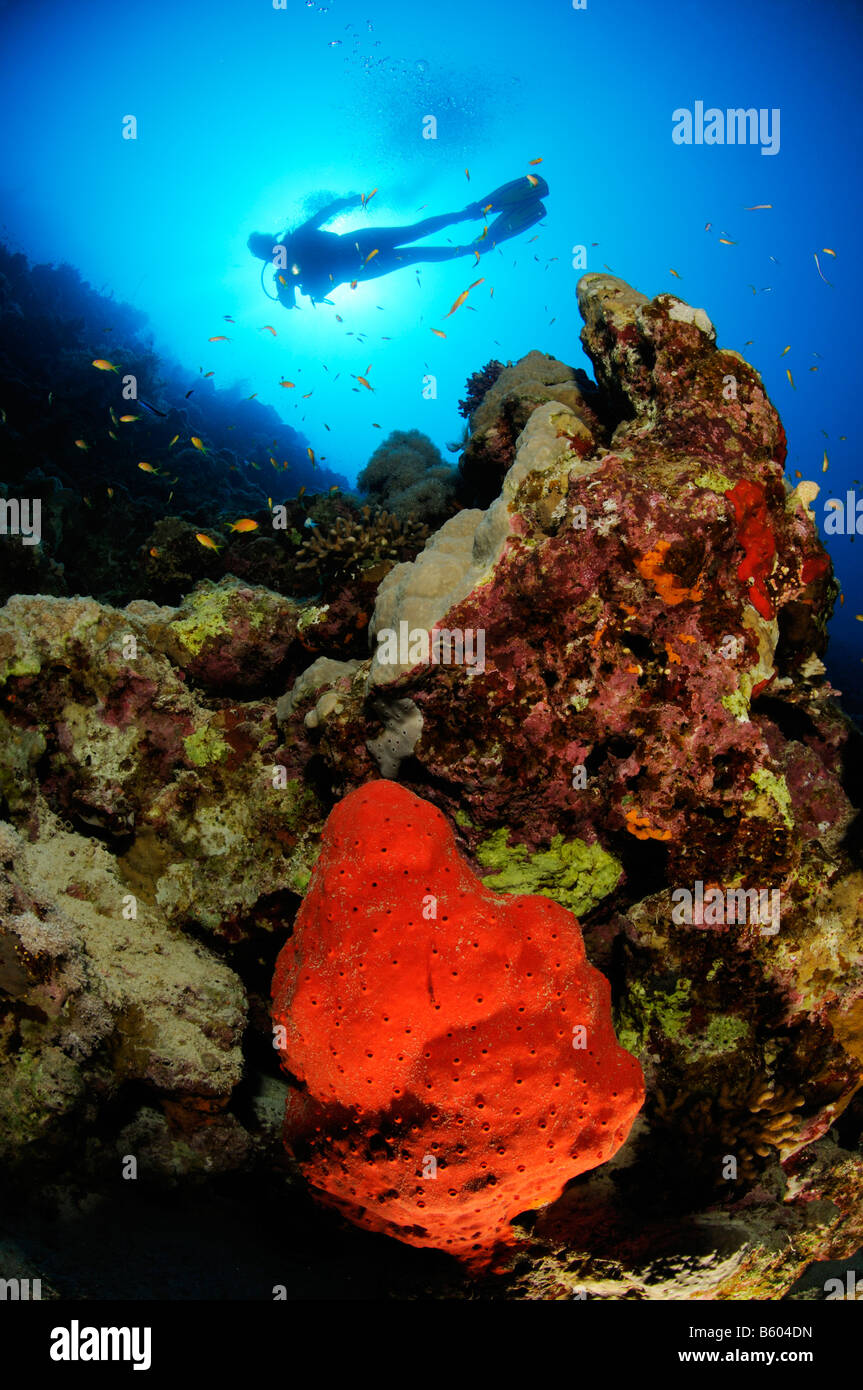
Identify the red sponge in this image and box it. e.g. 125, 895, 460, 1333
272, 781, 644, 1265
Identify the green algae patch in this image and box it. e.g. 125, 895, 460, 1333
694, 469, 736, 494
703, 1013, 750, 1054
3, 652, 42, 682
745, 768, 793, 828
183, 724, 230, 767
616, 977, 692, 1056
298, 604, 329, 634
721, 689, 750, 720
616, 978, 750, 1060
476, 829, 622, 916
170, 583, 263, 657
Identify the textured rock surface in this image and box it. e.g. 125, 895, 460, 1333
0, 810, 248, 1175
0, 581, 327, 1181
272, 781, 644, 1265
2, 271, 861, 1299
270, 275, 863, 1294
456, 349, 605, 507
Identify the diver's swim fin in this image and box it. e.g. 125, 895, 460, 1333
476, 174, 550, 213
479, 197, 546, 250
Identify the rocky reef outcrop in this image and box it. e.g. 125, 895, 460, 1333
2, 273, 861, 1298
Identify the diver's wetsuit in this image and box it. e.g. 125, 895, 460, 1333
249, 178, 548, 308
277, 197, 485, 305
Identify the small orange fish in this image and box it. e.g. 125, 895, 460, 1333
247, 393, 257, 400
108, 430, 118, 440
718, 237, 736, 245
74, 439, 89, 450
278, 274, 287, 285
109, 407, 119, 424
364, 249, 379, 264
261, 325, 277, 336
528, 157, 543, 165
119, 414, 140, 422
526, 174, 539, 187
169, 434, 179, 447
149, 547, 160, 558
431, 328, 446, 338
302, 391, 313, 399
822, 248, 837, 257
350, 280, 358, 289
208, 335, 230, 342
91, 359, 119, 372
307, 448, 315, 463
669, 268, 681, 278
138, 461, 157, 473
372, 422, 381, 428
468, 278, 485, 290
279, 380, 295, 388
361, 187, 378, 207
704, 221, 712, 231
191, 436, 207, 452
357, 376, 373, 391
822, 452, 829, 473
446, 289, 470, 317
335, 314, 343, 323
107, 487, 114, 498
195, 532, 221, 551
786, 369, 795, 389
780, 346, 790, 356
203, 371, 215, 378
298, 486, 306, 498
227, 518, 259, 533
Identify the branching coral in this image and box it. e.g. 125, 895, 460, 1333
293, 506, 428, 593
652, 1076, 805, 1184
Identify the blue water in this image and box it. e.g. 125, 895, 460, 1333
0, 0, 860, 700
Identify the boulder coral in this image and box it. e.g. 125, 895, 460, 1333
271, 780, 644, 1265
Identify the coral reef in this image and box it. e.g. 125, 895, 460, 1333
269, 274, 863, 1291
1, 267, 861, 1299
0, 243, 346, 605
271, 781, 644, 1265
458, 359, 505, 420
0, 582, 331, 1180
358, 428, 456, 526
293, 506, 429, 594
455, 349, 605, 507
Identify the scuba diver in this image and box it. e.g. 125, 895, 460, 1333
247, 174, 549, 309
